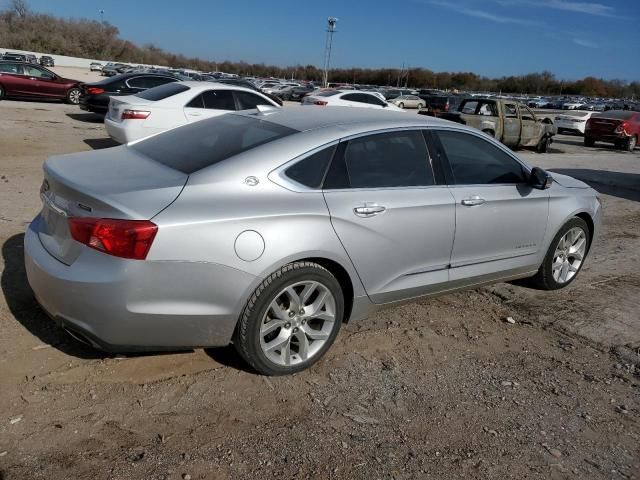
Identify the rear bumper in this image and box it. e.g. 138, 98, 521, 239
24, 216, 256, 351
585, 132, 631, 143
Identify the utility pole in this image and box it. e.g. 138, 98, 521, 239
322, 17, 338, 88
99, 9, 104, 23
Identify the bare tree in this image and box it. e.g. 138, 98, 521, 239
10, 0, 29, 17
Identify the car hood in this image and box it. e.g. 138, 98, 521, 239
550, 172, 590, 189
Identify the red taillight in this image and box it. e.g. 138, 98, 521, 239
444, 101, 449, 112
615, 121, 629, 134
313, 100, 328, 106
68, 218, 157, 260
121, 110, 151, 120
86, 87, 105, 95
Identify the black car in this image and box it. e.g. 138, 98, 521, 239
2, 52, 27, 62
274, 85, 314, 101
417, 94, 466, 115
39, 56, 54, 67
207, 78, 283, 106
79, 72, 181, 114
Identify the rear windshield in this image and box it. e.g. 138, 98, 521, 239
595, 110, 634, 120
316, 91, 340, 97
130, 114, 298, 174
135, 83, 189, 101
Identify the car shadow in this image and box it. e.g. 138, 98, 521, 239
204, 346, 256, 374
83, 138, 119, 150
549, 169, 640, 202
66, 112, 104, 123
552, 135, 632, 153
1, 233, 108, 359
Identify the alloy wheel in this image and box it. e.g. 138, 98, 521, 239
552, 227, 587, 284
68, 89, 80, 104
259, 280, 336, 367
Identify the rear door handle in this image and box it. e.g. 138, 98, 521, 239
354, 203, 386, 217
461, 196, 486, 206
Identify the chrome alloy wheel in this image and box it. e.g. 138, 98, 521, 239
68, 88, 81, 104
552, 227, 587, 284
259, 280, 336, 367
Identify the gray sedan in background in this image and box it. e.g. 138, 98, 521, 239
25, 108, 601, 375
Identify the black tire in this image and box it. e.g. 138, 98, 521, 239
0, 84, 4, 100
625, 135, 637, 152
282, 94, 291, 101
584, 136, 595, 147
398, 102, 404, 109
234, 261, 344, 376
529, 217, 590, 290
536, 135, 551, 153
417, 103, 424, 109
66, 88, 81, 105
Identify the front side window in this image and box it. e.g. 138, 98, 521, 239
21, 65, 52, 79
520, 106, 536, 121
324, 131, 434, 189
235, 91, 272, 110
504, 104, 518, 118
478, 101, 498, 116
435, 130, 527, 185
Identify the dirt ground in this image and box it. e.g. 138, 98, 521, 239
0, 86, 639, 480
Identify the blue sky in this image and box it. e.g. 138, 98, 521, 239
22, 0, 640, 80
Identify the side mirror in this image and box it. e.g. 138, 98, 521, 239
529, 167, 553, 190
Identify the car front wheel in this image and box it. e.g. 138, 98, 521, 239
234, 261, 344, 375
66, 88, 81, 105
530, 217, 590, 290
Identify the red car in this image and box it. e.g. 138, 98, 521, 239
584, 110, 639, 152
0, 60, 81, 104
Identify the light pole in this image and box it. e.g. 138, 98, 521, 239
99, 9, 104, 23
322, 17, 338, 88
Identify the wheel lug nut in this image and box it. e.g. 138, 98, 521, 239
284, 322, 291, 329
299, 309, 305, 315
301, 319, 306, 324
293, 327, 298, 333
288, 311, 295, 317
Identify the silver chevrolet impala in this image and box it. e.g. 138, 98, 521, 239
25, 108, 601, 375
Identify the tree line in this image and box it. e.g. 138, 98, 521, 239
1, 2, 638, 98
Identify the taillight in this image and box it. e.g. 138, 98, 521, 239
68, 218, 157, 260
615, 121, 629, 134
313, 100, 328, 106
86, 87, 105, 95
444, 101, 449, 112
585, 118, 593, 129
121, 110, 150, 120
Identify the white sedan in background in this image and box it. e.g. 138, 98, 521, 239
302, 90, 404, 111
388, 95, 425, 109
555, 111, 596, 135
104, 82, 280, 143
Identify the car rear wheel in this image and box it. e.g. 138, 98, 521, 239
529, 217, 590, 290
66, 88, 81, 105
234, 261, 344, 375
398, 102, 404, 109
626, 135, 637, 152
417, 103, 424, 109
0, 84, 4, 100
584, 136, 595, 147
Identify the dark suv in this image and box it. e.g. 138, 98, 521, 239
79, 72, 181, 113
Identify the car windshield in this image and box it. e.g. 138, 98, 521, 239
135, 83, 190, 100
131, 114, 298, 174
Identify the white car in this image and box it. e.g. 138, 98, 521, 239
555, 111, 596, 135
89, 62, 103, 71
104, 81, 280, 144
301, 90, 404, 111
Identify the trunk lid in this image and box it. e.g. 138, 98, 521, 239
588, 117, 621, 134
107, 95, 152, 123
38, 146, 187, 265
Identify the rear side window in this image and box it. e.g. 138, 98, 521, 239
135, 83, 190, 101
324, 131, 434, 189
284, 146, 336, 189
131, 115, 298, 174
0, 63, 18, 73
235, 91, 273, 109
504, 104, 518, 118
186, 90, 236, 110
435, 130, 527, 185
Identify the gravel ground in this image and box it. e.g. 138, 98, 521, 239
0, 85, 638, 480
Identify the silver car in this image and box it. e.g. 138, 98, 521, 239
25, 108, 601, 375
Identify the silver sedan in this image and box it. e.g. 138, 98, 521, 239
25, 108, 601, 375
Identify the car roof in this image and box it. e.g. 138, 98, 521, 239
234, 106, 452, 134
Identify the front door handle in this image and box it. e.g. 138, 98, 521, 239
354, 204, 386, 217
461, 196, 486, 206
